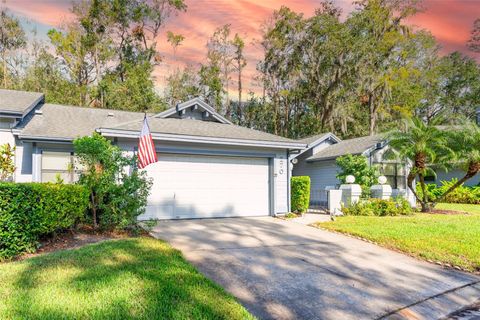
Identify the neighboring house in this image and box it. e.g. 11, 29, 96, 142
292, 134, 416, 207
0, 90, 44, 148
428, 168, 480, 187
1, 89, 305, 220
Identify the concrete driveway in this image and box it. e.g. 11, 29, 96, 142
150, 217, 480, 320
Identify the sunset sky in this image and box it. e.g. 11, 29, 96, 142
3, 0, 480, 94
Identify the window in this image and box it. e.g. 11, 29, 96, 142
373, 162, 406, 190
41, 151, 81, 183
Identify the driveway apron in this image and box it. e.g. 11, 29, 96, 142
150, 217, 480, 320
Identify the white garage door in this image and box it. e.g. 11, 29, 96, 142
139, 153, 270, 220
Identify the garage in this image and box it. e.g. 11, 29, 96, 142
139, 153, 271, 220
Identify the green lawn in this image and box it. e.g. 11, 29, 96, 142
316, 203, 480, 272
435, 202, 480, 214
0, 238, 254, 320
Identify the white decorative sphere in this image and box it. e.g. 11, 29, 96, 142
345, 175, 355, 184
378, 175, 388, 185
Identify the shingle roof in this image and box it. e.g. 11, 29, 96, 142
297, 133, 330, 145
0, 89, 44, 116
19, 104, 146, 140
19, 103, 300, 145
105, 117, 298, 144
307, 134, 385, 161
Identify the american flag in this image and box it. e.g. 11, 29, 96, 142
137, 116, 158, 169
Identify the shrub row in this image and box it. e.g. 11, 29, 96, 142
291, 176, 311, 214
416, 179, 480, 204
0, 183, 89, 260
342, 197, 413, 216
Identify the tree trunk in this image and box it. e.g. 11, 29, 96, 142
369, 113, 376, 136
273, 94, 279, 135
412, 153, 433, 212
320, 102, 333, 131
407, 170, 421, 204
368, 93, 377, 136
418, 174, 431, 212
420, 201, 431, 213
90, 192, 98, 229
3, 51, 7, 88
329, 116, 335, 133
224, 63, 230, 117
237, 61, 242, 120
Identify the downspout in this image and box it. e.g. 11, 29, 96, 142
287, 150, 291, 213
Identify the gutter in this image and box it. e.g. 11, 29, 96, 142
17, 135, 73, 143
306, 153, 363, 163
0, 112, 23, 118
15, 129, 306, 150
97, 128, 306, 150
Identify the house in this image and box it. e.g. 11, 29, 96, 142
292, 133, 416, 207
1, 89, 305, 220
426, 167, 480, 187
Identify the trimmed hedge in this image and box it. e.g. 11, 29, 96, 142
342, 197, 413, 216
0, 183, 89, 260
291, 176, 311, 214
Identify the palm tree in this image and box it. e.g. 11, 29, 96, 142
387, 117, 455, 212
437, 121, 480, 201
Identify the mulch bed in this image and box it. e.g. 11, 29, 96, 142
17, 226, 145, 261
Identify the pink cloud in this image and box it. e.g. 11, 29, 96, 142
408, 0, 479, 57
4, 0, 479, 94
4, 0, 73, 27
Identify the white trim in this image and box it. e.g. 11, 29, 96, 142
98, 128, 306, 149
17, 135, 74, 142
0, 94, 44, 119
363, 139, 387, 158
0, 113, 21, 119
154, 97, 232, 124
308, 133, 341, 147
292, 133, 341, 159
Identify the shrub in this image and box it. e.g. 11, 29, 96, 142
416, 179, 480, 204
0, 182, 89, 260
0, 143, 15, 181
342, 197, 413, 216
336, 154, 378, 196
74, 133, 152, 230
291, 176, 310, 214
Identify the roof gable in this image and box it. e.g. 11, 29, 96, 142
0, 89, 44, 117
306, 134, 385, 162
154, 98, 232, 124
292, 132, 341, 158
18, 104, 145, 141
297, 132, 341, 147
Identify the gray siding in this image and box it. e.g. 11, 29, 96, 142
293, 139, 339, 205
435, 168, 480, 187
293, 152, 340, 204
166, 108, 217, 122
14, 140, 33, 182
